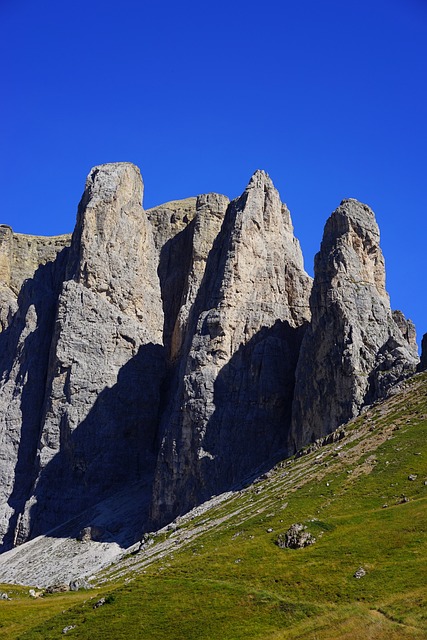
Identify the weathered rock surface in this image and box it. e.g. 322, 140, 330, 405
291, 199, 419, 450
276, 523, 316, 549
146, 197, 198, 253
0, 163, 421, 581
151, 171, 312, 526
0, 163, 166, 549
419, 333, 427, 372
0, 227, 70, 550
147, 193, 229, 360
0, 225, 71, 331
392, 310, 417, 349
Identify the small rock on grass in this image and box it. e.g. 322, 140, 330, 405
93, 597, 106, 609
62, 625, 76, 634
69, 578, 91, 591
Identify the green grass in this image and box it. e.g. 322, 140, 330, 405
2, 373, 427, 639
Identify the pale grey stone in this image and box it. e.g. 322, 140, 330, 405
151, 171, 312, 526
0, 163, 166, 549
291, 199, 419, 451
0, 165, 421, 588
419, 333, 427, 371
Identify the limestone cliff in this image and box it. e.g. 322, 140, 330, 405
419, 333, 427, 371
151, 171, 312, 525
291, 199, 419, 451
0, 226, 70, 549
0, 165, 420, 561
0, 164, 166, 549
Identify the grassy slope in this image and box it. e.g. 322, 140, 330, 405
1, 372, 426, 639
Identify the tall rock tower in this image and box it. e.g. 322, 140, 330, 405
151, 171, 312, 525
0, 163, 166, 548
291, 199, 419, 450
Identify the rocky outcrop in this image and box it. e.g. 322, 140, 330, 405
419, 333, 427, 371
291, 199, 419, 450
147, 194, 230, 360
392, 310, 417, 349
146, 197, 198, 253
0, 225, 71, 332
0, 163, 166, 549
151, 171, 312, 525
0, 164, 420, 563
0, 226, 70, 550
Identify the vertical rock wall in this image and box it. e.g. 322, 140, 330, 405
0, 228, 70, 549
0, 166, 420, 552
291, 199, 419, 451
151, 171, 312, 525
0, 164, 167, 548
419, 333, 427, 371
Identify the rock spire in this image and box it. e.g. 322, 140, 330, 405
0, 165, 420, 562
151, 170, 312, 525
291, 198, 419, 450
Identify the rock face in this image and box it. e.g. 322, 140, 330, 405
419, 333, 427, 372
277, 523, 316, 549
0, 227, 71, 550
291, 199, 419, 450
392, 310, 417, 350
0, 163, 166, 549
147, 194, 230, 361
0, 165, 420, 565
151, 171, 312, 525
0, 225, 71, 332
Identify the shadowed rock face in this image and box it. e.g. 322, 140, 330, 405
0, 164, 166, 549
150, 171, 312, 525
291, 199, 419, 451
392, 310, 417, 350
420, 334, 427, 371
0, 165, 420, 559
0, 226, 71, 549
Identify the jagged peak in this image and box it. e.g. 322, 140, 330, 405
0, 161, 420, 578
332, 198, 380, 239
82, 162, 143, 210
246, 169, 274, 191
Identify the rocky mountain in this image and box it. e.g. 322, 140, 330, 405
419, 332, 427, 371
0, 163, 420, 562
291, 199, 419, 451
151, 170, 312, 525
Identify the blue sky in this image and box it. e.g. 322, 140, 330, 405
1, 0, 426, 346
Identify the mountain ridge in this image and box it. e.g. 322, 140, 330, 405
0, 162, 422, 569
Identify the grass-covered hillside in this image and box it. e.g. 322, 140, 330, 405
1, 372, 426, 640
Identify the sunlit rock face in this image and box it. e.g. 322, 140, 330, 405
0, 165, 419, 566
0, 163, 166, 550
291, 199, 419, 451
151, 171, 312, 525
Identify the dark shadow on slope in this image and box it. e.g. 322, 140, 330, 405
154, 318, 308, 525
19, 342, 166, 547
0, 247, 69, 551
199, 319, 307, 497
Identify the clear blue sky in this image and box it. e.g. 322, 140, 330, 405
1, 0, 426, 346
